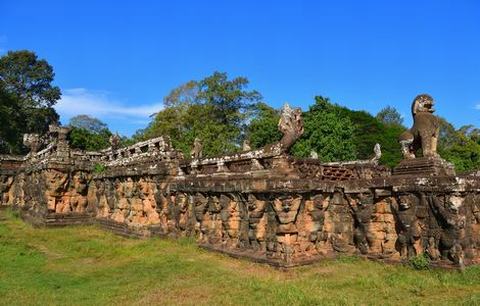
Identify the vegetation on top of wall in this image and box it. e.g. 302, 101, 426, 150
1, 50, 479, 172
93, 163, 106, 174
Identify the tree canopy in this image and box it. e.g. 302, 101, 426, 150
0, 50, 61, 153
0, 51, 478, 173
290, 96, 357, 161
140, 71, 262, 156
437, 121, 480, 172
376, 106, 404, 126
69, 115, 109, 134
67, 115, 113, 151
246, 102, 282, 149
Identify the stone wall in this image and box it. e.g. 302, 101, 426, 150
1, 125, 479, 268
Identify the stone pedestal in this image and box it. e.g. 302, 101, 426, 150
393, 156, 455, 176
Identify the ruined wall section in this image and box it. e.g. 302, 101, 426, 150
1, 126, 479, 268
0, 135, 180, 228
0, 155, 24, 209
166, 175, 480, 267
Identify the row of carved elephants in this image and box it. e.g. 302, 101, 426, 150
1, 170, 479, 266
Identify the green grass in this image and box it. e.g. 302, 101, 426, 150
1, 209, 479, 306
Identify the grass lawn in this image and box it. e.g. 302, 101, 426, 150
1, 209, 479, 306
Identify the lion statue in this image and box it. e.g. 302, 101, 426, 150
399, 94, 440, 159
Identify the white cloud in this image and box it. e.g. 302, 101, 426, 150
54, 88, 163, 135
475, 104, 480, 110
55, 88, 163, 119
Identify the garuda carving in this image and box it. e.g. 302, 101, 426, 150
399, 94, 440, 159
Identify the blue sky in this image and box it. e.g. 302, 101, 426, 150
1, 0, 479, 136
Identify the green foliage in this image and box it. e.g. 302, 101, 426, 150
408, 253, 431, 270
376, 105, 404, 126
197, 72, 261, 125
93, 163, 106, 174
67, 115, 114, 151
338, 106, 403, 167
435, 118, 480, 172
291, 96, 357, 161
127, 73, 478, 171
68, 127, 112, 151
0, 50, 61, 154
438, 117, 460, 149
288, 97, 404, 167
0, 50, 61, 107
0, 83, 21, 153
141, 71, 262, 157
246, 102, 282, 149
439, 128, 480, 172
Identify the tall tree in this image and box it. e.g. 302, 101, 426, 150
69, 115, 109, 133
0, 83, 21, 153
141, 71, 262, 157
197, 72, 261, 126
0, 50, 61, 153
68, 115, 112, 151
376, 106, 404, 126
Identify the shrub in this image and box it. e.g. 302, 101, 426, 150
93, 163, 106, 174
409, 253, 431, 270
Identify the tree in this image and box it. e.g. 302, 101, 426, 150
376, 106, 404, 126
68, 127, 112, 151
437, 120, 480, 172
163, 80, 199, 108
246, 102, 282, 149
69, 115, 108, 133
290, 96, 357, 161
338, 107, 404, 167
67, 115, 112, 151
439, 132, 480, 172
288, 96, 404, 167
197, 72, 261, 126
0, 50, 61, 153
458, 125, 480, 144
0, 83, 21, 153
141, 71, 262, 157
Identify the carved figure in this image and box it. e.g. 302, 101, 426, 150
23, 133, 41, 153
399, 94, 440, 159
175, 192, 189, 231
220, 194, 241, 246
277, 103, 304, 152
371, 143, 382, 163
191, 137, 203, 159
272, 194, 302, 233
109, 134, 121, 150
242, 139, 251, 151
247, 194, 268, 249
